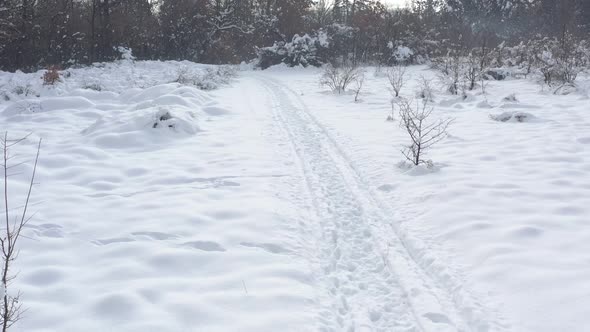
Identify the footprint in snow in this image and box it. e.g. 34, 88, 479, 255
423, 312, 453, 325
183, 241, 226, 252
377, 184, 396, 192
131, 231, 178, 240
240, 242, 291, 254
92, 237, 135, 245
27, 223, 65, 238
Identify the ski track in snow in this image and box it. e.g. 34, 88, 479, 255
255, 74, 502, 332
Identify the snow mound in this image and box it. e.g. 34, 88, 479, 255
126, 83, 182, 103
502, 93, 518, 102
2, 100, 42, 116
1, 96, 96, 118
2, 96, 96, 116
77, 83, 221, 149
70, 89, 120, 101
553, 83, 578, 96
397, 161, 443, 175
490, 111, 537, 123
82, 106, 200, 148
40, 96, 95, 112
202, 105, 231, 116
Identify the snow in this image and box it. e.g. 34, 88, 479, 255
2, 61, 590, 331
259, 65, 590, 332
1, 61, 314, 331
388, 43, 414, 63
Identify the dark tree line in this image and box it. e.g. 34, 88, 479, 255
0, 0, 588, 72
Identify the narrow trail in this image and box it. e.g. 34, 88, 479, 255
254, 74, 502, 332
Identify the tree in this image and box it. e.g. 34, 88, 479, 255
158, 0, 211, 61
111, 0, 158, 60
398, 99, 453, 166
274, 0, 313, 39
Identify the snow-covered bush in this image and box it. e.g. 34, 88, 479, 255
174, 65, 237, 90
320, 64, 362, 94
82, 82, 103, 91
486, 40, 539, 77
11, 84, 36, 97
532, 35, 588, 92
485, 36, 589, 90
503, 93, 518, 102
195, 66, 237, 90
432, 48, 494, 96
256, 46, 286, 70
256, 24, 355, 69
388, 43, 414, 65
257, 34, 326, 69
490, 111, 536, 123
433, 54, 463, 96
117, 46, 136, 62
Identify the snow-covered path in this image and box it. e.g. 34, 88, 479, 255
253, 74, 500, 332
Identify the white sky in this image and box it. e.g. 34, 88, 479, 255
383, 0, 407, 7
326, 0, 408, 8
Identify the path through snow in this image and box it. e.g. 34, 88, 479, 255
255, 74, 503, 332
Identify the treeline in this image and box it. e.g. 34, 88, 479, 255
0, 0, 588, 72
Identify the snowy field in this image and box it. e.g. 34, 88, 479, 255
1, 61, 590, 332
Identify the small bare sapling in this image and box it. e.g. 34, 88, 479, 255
353, 71, 365, 102
1, 133, 41, 331
398, 99, 453, 166
416, 75, 435, 102
386, 65, 407, 97
387, 99, 396, 121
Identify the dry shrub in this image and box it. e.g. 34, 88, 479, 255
42, 65, 62, 85
320, 64, 362, 94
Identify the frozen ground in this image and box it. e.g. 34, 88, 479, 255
1, 61, 590, 332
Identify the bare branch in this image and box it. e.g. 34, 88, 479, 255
386, 65, 407, 97
1, 132, 40, 331
398, 100, 453, 166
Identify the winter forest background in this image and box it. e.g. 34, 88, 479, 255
0, 0, 589, 72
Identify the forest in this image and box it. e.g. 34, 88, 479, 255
0, 0, 588, 72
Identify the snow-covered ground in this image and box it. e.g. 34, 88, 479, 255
1, 61, 590, 332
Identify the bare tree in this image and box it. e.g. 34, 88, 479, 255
398, 99, 453, 166
436, 54, 462, 96
464, 51, 481, 91
416, 75, 435, 102
1, 133, 41, 332
308, 0, 334, 29
387, 101, 395, 121
386, 65, 407, 97
353, 70, 365, 102
320, 64, 362, 94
